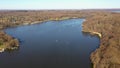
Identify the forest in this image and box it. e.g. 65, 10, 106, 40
83, 11, 120, 68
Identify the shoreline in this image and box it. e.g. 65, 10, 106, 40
82, 30, 102, 38
0, 30, 19, 53
0, 17, 80, 52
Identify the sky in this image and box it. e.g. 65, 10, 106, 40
0, 0, 120, 10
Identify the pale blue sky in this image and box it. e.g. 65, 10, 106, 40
0, 0, 120, 10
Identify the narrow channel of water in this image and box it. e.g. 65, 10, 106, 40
0, 19, 99, 68
110, 10, 120, 13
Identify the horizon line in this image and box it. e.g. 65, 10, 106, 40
0, 8, 120, 10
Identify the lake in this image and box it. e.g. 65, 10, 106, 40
0, 19, 99, 68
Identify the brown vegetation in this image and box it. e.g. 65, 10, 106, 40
0, 10, 89, 29
0, 31, 19, 52
83, 12, 120, 68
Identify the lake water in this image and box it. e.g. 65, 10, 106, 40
110, 10, 120, 13
0, 19, 99, 68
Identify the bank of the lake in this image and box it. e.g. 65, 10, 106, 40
0, 31, 19, 52
82, 13, 120, 68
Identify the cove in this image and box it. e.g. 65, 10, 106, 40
0, 19, 99, 68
